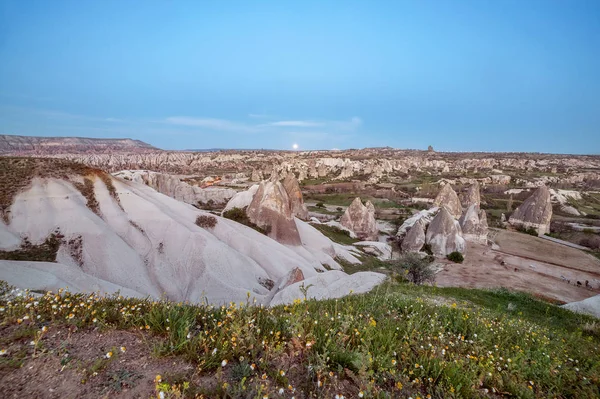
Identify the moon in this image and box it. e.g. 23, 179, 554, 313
292, 143, 299, 150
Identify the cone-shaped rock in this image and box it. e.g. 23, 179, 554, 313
433, 184, 462, 219
282, 173, 309, 220
459, 204, 488, 243
401, 219, 426, 252
426, 208, 466, 256
247, 175, 302, 245
460, 182, 481, 208
340, 197, 378, 241
508, 185, 552, 235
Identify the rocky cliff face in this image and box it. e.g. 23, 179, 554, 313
113, 170, 236, 206
340, 197, 378, 241
0, 134, 157, 155
509, 185, 553, 235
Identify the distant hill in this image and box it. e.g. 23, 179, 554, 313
0, 134, 160, 155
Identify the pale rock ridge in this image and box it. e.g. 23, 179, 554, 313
425, 208, 466, 256
508, 185, 553, 235
433, 184, 462, 219
113, 170, 236, 206
0, 174, 384, 305
562, 295, 600, 319
340, 197, 378, 241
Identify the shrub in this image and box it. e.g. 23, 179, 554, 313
517, 225, 538, 236
446, 251, 464, 263
336, 207, 343, 212
222, 207, 269, 235
391, 253, 436, 285
421, 243, 433, 255
579, 235, 600, 250
316, 202, 325, 208
195, 215, 217, 229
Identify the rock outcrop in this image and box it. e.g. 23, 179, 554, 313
0, 159, 386, 306
433, 184, 462, 219
401, 220, 426, 252
508, 185, 552, 235
113, 170, 236, 206
425, 208, 466, 256
459, 204, 488, 243
282, 173, 309, 220
340, 197, 378, 241
246, 175, 302, 245
460, 182, 481, 208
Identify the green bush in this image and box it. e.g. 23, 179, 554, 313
391, 253, 436, 285
421, 243, 433, 255
446, 251, 464, 263
316, 202, 325, 208
222, 207, 269, 235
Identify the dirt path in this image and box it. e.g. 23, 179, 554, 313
492, 229, 600, 274
436, 241, 600, 304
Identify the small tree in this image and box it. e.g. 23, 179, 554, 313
446, 251, 464, 263
392, 253, 436, 285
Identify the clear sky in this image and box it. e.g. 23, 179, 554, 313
0, 0, 598, 153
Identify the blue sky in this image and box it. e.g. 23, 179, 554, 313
0, 0, 599, 153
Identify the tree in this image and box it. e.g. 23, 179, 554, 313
391, 253, 436, 285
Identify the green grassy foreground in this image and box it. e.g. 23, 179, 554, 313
0, 281, 598, 398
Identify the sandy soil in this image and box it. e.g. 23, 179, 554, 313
0, 327, 198, 399
436, 231, 600, 304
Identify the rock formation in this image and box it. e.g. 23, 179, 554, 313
246, 174, 302, 245
282, 173, 309, 220
459, 204, 488, 243
113, 170, 236, 206
340, 197, 378, 241
460, 181, 481, 208
396, 208, 439, 239
0, 158, 385, 306
425, 208, 466, 256
508, 185, 553, 235
251, 169, 263, 182
401, 220, 426, 252
433, 184, 462, 219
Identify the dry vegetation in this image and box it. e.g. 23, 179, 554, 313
0, 157, 117, 220
0, 281, 598, 398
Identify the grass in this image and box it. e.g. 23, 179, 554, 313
306, 205, 342, 216
1, 280, 598, 398
305, 193, 358, 206
309, 223, 359, 245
